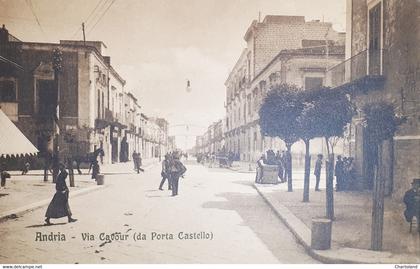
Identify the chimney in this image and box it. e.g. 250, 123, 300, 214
0, 24, 9, 43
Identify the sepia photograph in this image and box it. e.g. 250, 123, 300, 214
0, 0, 419, 267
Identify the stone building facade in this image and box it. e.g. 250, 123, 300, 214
0, 26, 168, 166
327, 0, 420, 200
225, 15, 345, 162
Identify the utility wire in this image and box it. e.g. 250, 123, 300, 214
84, 0, 105, 25
88, 0, 116, 34
25, 0, 46, 38
69, 0, 107, 39
70, 0, 108, 39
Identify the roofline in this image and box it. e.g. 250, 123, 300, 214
19, 41, 126, 85
244, 20, 258, 41
225, 48, 248, 85
126, 92, 138, 102
60, 40, 108, 48
108, 65, 126, 85
251, 45, 345, 84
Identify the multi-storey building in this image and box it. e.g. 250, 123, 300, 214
151, 117, 169, 158
327, 0, 420, 200
225, 15, 345, 162
0, 25, 169, 166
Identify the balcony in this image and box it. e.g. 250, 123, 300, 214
326, 49, 385, 93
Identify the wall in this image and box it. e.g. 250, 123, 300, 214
349, 0, 420, 200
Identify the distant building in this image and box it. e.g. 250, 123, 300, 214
225, 15, 345, 162
167, 136, 176, 153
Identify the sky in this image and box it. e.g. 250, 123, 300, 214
0, 0, 346, 149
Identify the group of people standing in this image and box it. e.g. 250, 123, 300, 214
159, 151, 187, 196
256, 150, 358, 192
334, 155, 356, 191
314, 154, 357, 192
196, 150, 236, 168
256, 150, 291, 183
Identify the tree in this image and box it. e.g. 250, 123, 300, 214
259, 84, 303, 192
308, 87, 356, 220
362, 101, 405, 251
296, 95, 321, 202
299, 87, 356, 214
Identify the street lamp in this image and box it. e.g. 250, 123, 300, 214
186, 80, 192, 93
52, 48, 62, 183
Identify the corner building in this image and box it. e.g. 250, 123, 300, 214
225, 15, 345, 162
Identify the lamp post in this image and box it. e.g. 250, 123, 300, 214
52, 48, 62, 183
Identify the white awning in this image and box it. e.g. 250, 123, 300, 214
0, 109, 38, 158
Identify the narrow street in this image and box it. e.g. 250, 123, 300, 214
0, 161, 318, 264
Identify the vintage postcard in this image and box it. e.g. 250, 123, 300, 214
0, 0, 419, 267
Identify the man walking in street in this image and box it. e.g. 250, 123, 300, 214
132, 150, 138, 171
314, 154, 323, 191
168, 152, 186, 196
159, 154, 171, 190
132, 151, 144, 173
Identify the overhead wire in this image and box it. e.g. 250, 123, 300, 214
84, 0, 106, 24
70, 0, 108, 39
24, 0, 47, 38
88, 0, 116, 34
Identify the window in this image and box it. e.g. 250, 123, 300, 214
97, 90, 101, 118
0, 79, 16, 102
102, 92, 105, 118
37, 80, 56, 116
305, 77, 323, 90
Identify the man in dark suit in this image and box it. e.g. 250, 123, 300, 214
335, 155, 344, 191
314, 154, 323, 191
403, 178, 420, 232
168, 152, 187, 196
159, 154, 171, 190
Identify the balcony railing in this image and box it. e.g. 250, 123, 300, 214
327, 49, 384, 89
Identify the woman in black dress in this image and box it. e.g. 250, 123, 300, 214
45, 163, 77, 225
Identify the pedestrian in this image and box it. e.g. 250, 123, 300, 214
90, 159, 100, 180
403, 178, 420, 232
276, 151, 284, 182
159, 154, 171, 190
21, 161, 30, 175
335, 155, 344, 191
133, 152, 144, 173
0, 171, 11, 189
314, 154, 323, 191
45, 163, 77, 225
132, 150, 138, 171
168, 152, 187, 196
255, 154, 266, 183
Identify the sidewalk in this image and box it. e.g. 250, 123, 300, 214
0, 158, 159, 222
254, 181, 420, 263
